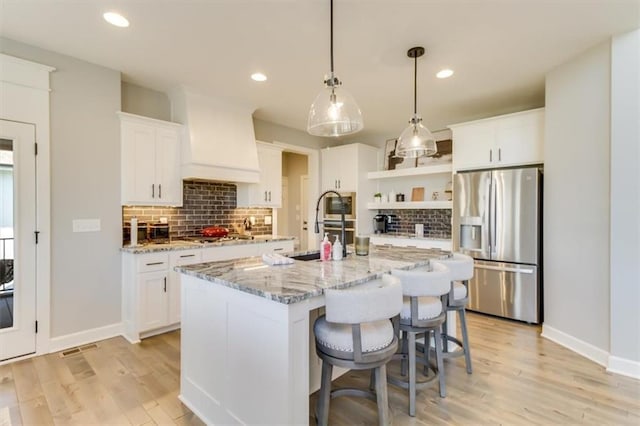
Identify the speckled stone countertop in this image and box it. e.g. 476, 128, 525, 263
175, 245, 451, 305
369, 233, 451, 241
120, 235, 296, 254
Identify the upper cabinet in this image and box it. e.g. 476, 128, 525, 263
321, 144, 378, 192
236, 142, 283, 208
449, 108, 544, 171
119, 112, 183, 206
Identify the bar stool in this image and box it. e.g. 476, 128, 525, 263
314, 274, 403, 426
434, 253, 474, 374
389, 263, 451, 416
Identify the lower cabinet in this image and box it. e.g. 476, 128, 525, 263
122, 240, 295, 343
369, 235, 452, 250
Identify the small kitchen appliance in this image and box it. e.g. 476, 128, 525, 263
123, 221, 148, 245
149, 223, 170, 243
373, 214, 389, 234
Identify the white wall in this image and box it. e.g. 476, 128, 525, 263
544, 41, 611, 355
609, 29, 640, 372
1, 38, 122, 338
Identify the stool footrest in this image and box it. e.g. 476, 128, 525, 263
331, 388, 377, 402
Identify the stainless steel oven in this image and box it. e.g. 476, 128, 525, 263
323, 192, 356, 220
322, 220, 355, 245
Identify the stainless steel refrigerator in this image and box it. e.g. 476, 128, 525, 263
452, 166, 542, 323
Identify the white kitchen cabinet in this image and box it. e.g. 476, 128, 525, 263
369, 235, 452, 250
237, 142, 283, 207
449, 108, 544, 171
122, 239, 295, 342
322, 146, 356, 191
169, 249, 202, 324
118, 112, 183, 206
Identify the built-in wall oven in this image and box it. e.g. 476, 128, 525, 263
322, 220, 355, 245
323, 192, 356, 220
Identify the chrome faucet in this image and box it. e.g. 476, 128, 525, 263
314, 190, 347, 258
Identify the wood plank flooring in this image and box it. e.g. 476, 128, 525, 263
1, 312, 639, 425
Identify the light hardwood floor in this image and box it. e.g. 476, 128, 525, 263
1, 313, 639, 425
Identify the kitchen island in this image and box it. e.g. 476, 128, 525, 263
175, 245, 450, 425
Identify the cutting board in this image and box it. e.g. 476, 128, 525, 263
411, 187, 425, 202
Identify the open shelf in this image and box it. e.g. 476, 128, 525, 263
366, 201, 452, 210
367, 163, 452, 180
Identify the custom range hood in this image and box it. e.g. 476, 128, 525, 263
170, 89, 260, 183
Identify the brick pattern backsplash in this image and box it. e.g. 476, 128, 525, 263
122, 181, 273, 238
378, 209, 451, 238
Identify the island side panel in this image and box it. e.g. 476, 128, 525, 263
179, 274, 312, 425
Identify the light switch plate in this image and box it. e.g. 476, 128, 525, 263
264, 215, 272, 225
73, 219, 101, 233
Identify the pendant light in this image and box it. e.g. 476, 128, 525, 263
307, 0, 363, 137
396, 46, 437, 158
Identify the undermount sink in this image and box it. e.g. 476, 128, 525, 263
289, 251, 321, 261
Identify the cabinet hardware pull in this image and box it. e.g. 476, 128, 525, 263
268, 191, 271, 202
146, 261, 164, 266
152, 184, 155, 198
180, 254, 196, 258
159, 184, 162, 198
498, 148, 501, 161
489, 150, 493, 162
274, 248, 283, 251
163, 277, 167, 292
264, 191, 268, 202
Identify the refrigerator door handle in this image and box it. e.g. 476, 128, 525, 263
489, 174, 496, 256
474, 264, 535, 274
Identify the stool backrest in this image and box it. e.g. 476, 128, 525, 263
390, 263, 451, 297
434, 253, 474, 281
325, 274, 402, 324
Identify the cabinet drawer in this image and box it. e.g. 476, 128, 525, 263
170, 249, 202, 266
258, 241, 294, 254
137, 253, 169, 272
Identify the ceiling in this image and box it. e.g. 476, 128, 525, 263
2, 0, 638, 142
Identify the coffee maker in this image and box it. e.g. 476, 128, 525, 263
373, 214, 389, 234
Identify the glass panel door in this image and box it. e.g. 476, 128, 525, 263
0, 139, 14, 329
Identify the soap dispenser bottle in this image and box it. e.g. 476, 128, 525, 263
332, 235, 343, 261
320, 232, 332, 261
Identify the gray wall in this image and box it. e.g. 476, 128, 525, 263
121, 82, 171, 121
1, 38, 122, 338
253, 118, 336, 149
544, 41, 611, 351
610, 30, 640, 365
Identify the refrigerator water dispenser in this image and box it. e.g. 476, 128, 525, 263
460, 224, 482, 250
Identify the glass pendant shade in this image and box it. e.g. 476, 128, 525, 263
308, 82, 363, 137
396, 115, 437, 158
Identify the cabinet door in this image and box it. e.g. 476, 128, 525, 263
138, 270, 169, 332
321, 148, 341, 191
155, 127, 183, 206
451, 121, 495, 171
169, 250, 202, 324
121, 121, 157, 204
495, 109, 544, 167
335, 145, 358, 191
260, 145, 282, 207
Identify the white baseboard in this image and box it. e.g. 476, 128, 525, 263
607, 355, 640, 380
48, 322, 123, 353
541, 323, 609, 367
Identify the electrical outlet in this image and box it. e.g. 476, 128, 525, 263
250, 216, 256, 225
73, 219, 101, 233
264, 215, 272, 225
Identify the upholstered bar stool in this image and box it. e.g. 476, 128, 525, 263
314, 274, 403, 426
434, 253, 474, 374
388, 263, 451, 416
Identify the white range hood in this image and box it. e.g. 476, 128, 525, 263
170, 89, 260, 183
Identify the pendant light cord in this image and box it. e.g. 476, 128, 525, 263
413, 53, 417, 115
330, 0, 334, 74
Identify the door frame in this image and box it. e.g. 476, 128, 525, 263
0, 54, 54, 360
272, 142, 320, 251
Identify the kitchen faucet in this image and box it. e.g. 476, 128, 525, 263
314, 190, 347, 258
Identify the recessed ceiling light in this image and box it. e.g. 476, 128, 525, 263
436, 69, 454, 79
103, 12, 129, 28
251, 73, 267, 82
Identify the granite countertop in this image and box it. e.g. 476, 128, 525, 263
369, 233, 451, 241
175, 245, 451, 305
120, 235, 296, 254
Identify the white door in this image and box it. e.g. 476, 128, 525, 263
0, 120, 37, 361
300, 175, 309, 251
